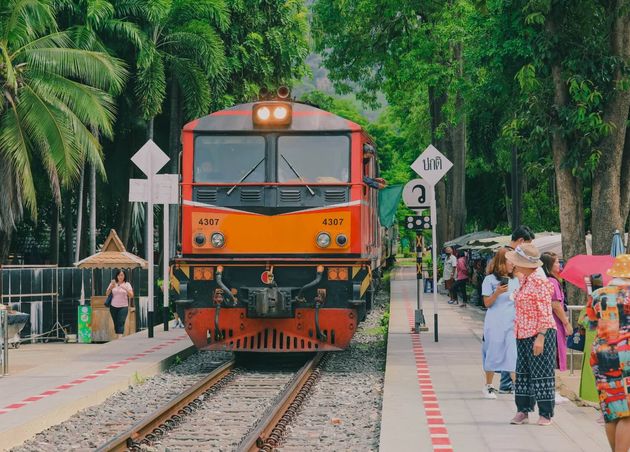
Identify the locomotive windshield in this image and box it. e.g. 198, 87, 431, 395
277, 135, 350, 183
194, 135, 266, 183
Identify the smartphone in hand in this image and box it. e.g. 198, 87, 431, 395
499, 276, 509, 286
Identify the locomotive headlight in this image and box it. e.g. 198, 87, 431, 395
273, 106, 288, 120
253, 102, 292, 126
210, 232, 225, 248
316, 232, 331, 248
194, 233, 206, 246
256, 106, 271, 121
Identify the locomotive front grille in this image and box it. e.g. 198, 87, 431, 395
240, 188, 263, 202
196, 188, 217, 204
324, 189, 347, 203
280, 189, 301, 203
205, 327, 336, 351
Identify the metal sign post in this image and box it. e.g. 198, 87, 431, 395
155, 174, 178, 331
130, 140, 178, 338
403, 180, 432, 332
410, 145, 453, 342
415, 234, 429, 332
163, 204, 169, 331
404, 214, 432, 331
430, 188, 439, 342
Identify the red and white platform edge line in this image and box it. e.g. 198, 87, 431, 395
405, 303, 454, 452
0, 335, 188, 415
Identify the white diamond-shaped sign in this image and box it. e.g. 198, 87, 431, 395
131, 139, 170, 176
410, 144, 453, 185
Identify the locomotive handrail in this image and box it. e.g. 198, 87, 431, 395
215, 268, 235, 303
295, 266, 324, 301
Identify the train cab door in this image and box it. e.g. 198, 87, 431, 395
363, 145, 380, 260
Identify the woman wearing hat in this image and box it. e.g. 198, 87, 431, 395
584, 254, 630, 452
506, 244, 557, 426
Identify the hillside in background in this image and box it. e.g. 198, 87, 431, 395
293, 1, 385, 121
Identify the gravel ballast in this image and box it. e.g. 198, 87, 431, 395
12, 351, 232, 452
279, 287, 388, 451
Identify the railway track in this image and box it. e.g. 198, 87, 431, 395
96, 353, 326, 452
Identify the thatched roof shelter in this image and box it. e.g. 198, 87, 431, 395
74, 229, 148, 269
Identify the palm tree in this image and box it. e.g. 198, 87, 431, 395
58, 0, 144, 259
136, 0, 229, 140
0, 0, 127, 261
132, 0, 229, 256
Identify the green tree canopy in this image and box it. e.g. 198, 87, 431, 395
0, 0, 126, 226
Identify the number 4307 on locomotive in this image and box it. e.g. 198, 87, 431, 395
170, 88, 393, 352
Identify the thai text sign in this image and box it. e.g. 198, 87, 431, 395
410, 144, 453, 185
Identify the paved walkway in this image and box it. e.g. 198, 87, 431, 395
380, 266, 609, 452
0, 325, 192, 450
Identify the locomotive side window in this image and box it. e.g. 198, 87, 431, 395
277, 135, 350, 183
194, 135, 266, 183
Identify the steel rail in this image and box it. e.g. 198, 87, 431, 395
96, 359, 235, 452
238, 352, 325, 452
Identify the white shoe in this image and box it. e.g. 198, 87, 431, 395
482, 384, 498, 399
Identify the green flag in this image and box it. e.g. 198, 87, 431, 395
378, 185, 404, 228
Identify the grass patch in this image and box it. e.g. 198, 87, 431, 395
381, 308, 390, 337
131, 371, 146, 385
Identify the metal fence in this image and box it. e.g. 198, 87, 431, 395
0, 266, 152, 342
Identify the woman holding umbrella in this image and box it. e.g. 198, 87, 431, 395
584, 254, 630, 452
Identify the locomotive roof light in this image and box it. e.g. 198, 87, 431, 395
277, 86, 290, 99
252, 102, 292, 127
316, 232, 331, 248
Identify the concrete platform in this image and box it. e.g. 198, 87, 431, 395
0, 325, 193, 451
380, 266, 609, 452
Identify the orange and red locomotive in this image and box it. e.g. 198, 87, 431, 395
170, 91, 386, 352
